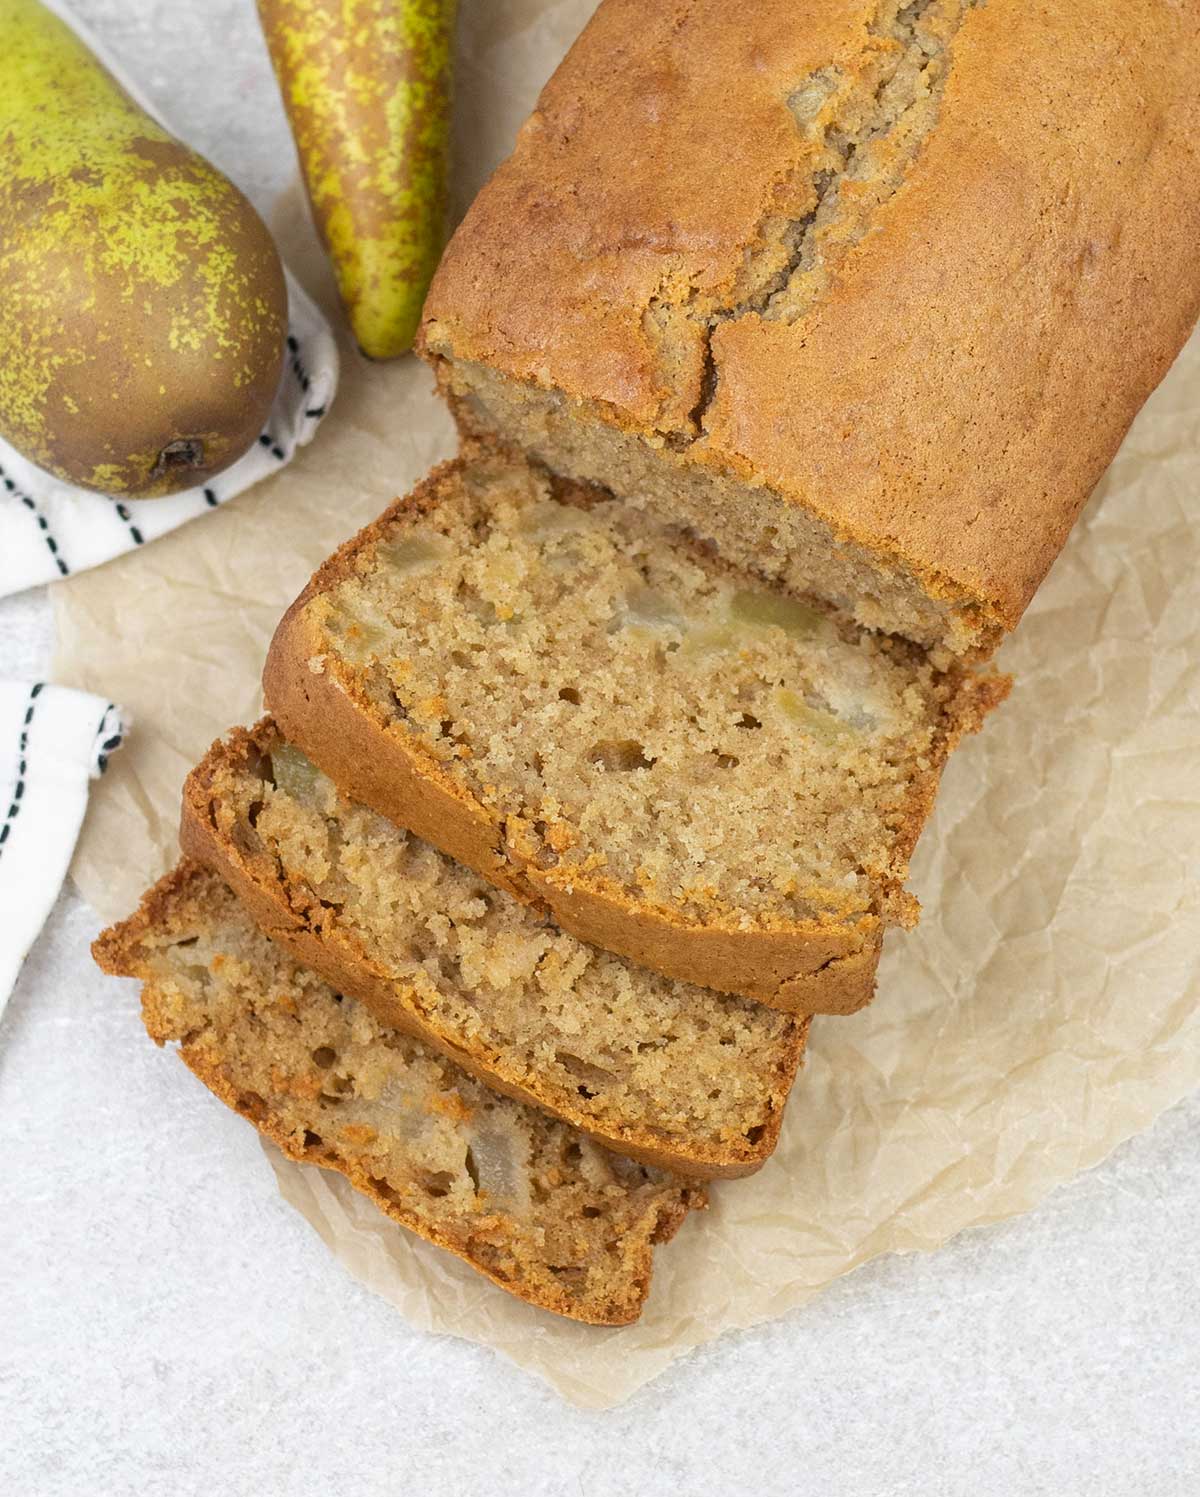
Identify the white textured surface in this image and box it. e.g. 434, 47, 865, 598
2, 2, 1199, 1492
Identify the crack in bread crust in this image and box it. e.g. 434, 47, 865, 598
674, 0, 980, 434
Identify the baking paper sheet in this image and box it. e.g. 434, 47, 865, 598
53, 0, 1200, 1410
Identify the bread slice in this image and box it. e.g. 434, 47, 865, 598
420, 0, 1200, 655
93, 862, 701, 1325
264, 449, 1006, 1014
179, 720, 808, 1179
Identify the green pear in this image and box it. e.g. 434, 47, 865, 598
0, 0, 288, 498
258, 0, 456, 360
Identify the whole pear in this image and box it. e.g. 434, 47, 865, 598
0, 0, 288, 498
258, 0, 456, 360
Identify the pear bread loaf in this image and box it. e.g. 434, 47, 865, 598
420, 0, 1200, 656
264, 448, 1005, 1014
93, 863, 701, 1325
179, 719, 809, 1178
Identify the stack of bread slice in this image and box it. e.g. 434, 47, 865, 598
95, 444, 1001, 1322
95, 0, 1200, 1323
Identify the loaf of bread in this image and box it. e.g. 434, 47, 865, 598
421, 0, 1200, 656
179, 719, 809, 1178
93, 862, 700, 1324
264, 449, 1004, 1013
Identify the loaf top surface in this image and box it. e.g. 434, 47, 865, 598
422, 0, 1200, 631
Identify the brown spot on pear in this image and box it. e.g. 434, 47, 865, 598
0, 0, 288, 498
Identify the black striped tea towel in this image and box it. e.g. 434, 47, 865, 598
0, 681, 125, 1015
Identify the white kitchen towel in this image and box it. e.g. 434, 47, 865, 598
0, 681, 125, 1016
0, 0, 339, 601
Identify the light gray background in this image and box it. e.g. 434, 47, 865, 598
2, 4, 1198, 1494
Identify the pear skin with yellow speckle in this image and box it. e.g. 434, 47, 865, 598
258, 0, 456, 360
0, 0, 288, 498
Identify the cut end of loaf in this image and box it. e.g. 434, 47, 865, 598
432, 357, 1005, 658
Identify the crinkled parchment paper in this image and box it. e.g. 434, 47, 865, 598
53, 0, 1200, 1410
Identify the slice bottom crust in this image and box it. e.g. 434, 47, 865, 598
94, 863, 701, 1325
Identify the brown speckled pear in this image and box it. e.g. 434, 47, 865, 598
0, 0, 287, 498
257, 0, 456, 359
93, 864, 700, 1325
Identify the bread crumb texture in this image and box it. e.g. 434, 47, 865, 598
93, 865, 699, 1324
194, 722, 807, 1172
308, 452, 991, 932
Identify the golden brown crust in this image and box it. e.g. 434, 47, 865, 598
178, 721, 806, 1177
262, 455, 1002, 1015
876, 665, 1011, 878
91, 859, 203, 1009
93, 862, 702, 1326
421, 0, 1200, 641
